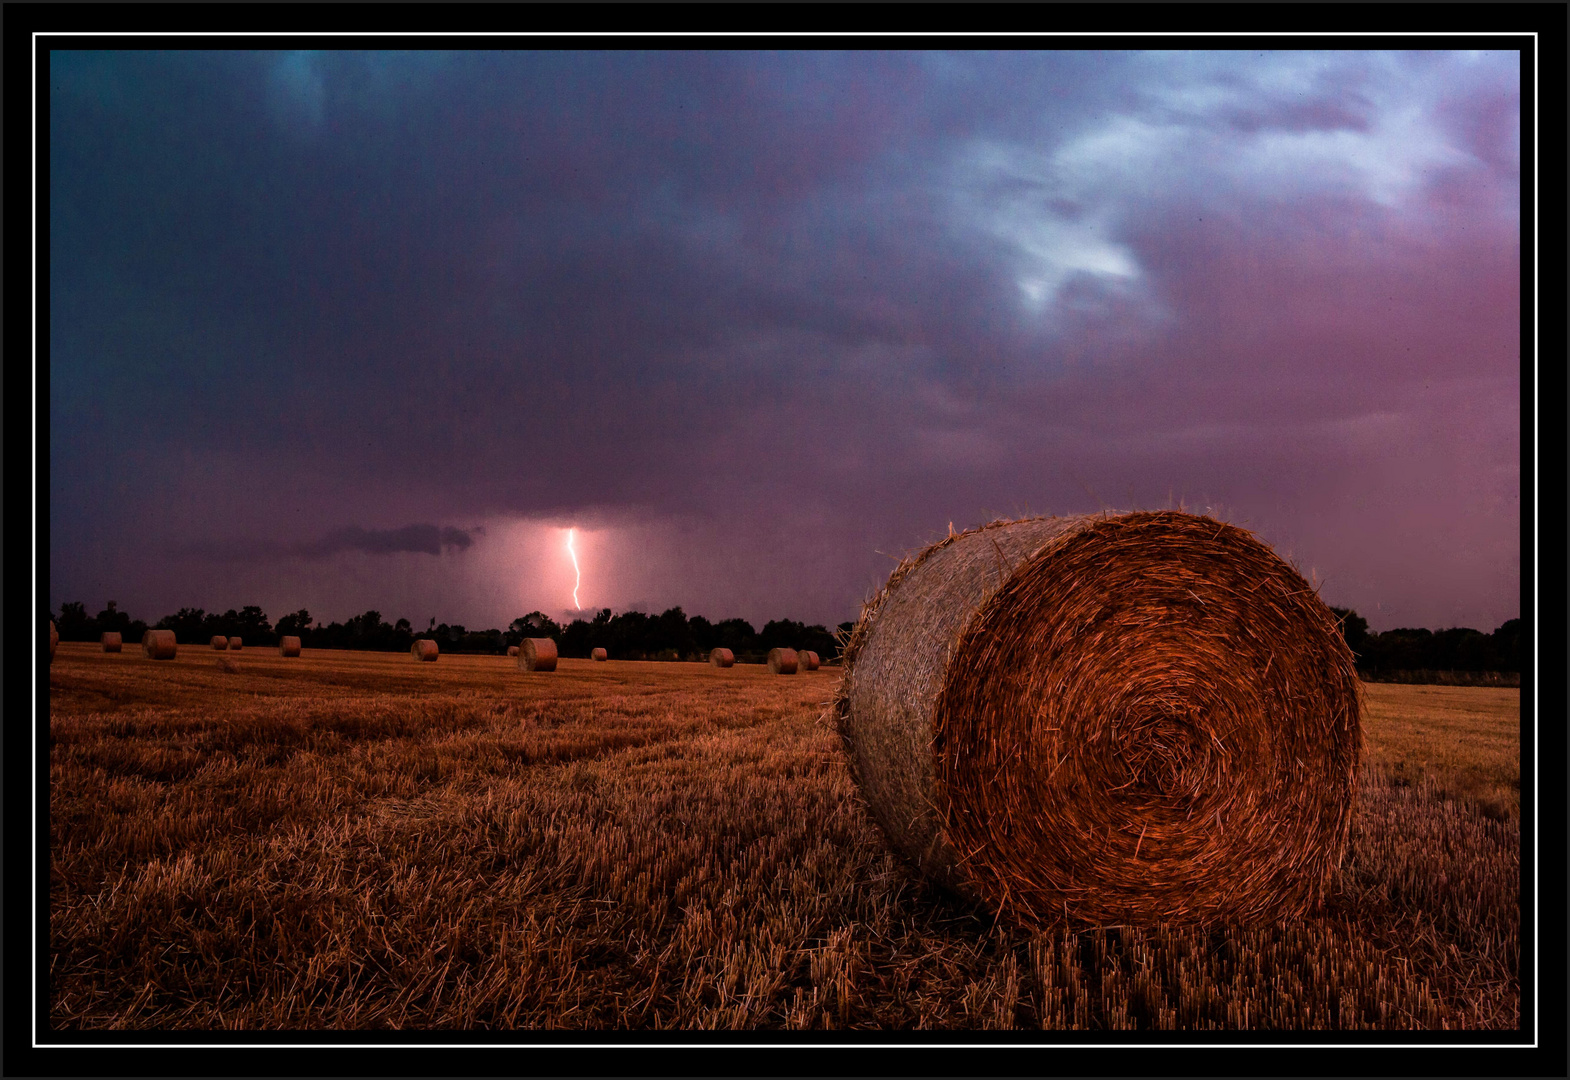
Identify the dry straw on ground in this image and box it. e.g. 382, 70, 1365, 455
412, 640, 439, 662
278, 637, 302, 657
507, 646, 520, 657
229, 637, 243, 651
141, 630, 177, 661
800, 650, 821, 671
710, 648, 735, 668
768, 648, 799, 675
211, 636, 229, 651
101, 632, 122, 653
520, 638, 558, 672
833, 510, 1362, 930
50, 620, 58, 663
591, 648, 608, 662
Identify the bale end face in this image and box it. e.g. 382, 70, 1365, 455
142, 629, 178, 660
591, 647, 608, 661
101, 632, 123, 653
278, 636, 302, 657
412, 639, 439, 662
767, 647, 798, 674
710, 648, 735, 668
520, 638, 558, 672
834, 510, 1362, 929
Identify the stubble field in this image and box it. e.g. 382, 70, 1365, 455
45, 644, 1521, 1031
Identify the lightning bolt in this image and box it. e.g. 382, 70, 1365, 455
566, 527, 581, 610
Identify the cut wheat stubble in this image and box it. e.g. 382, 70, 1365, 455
831, 510, 1362, 929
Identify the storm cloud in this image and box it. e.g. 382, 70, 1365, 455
47, 48, 1524, 632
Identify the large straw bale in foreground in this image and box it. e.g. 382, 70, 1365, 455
767, 647, 798, 674
832, 510, 1361, 928
412, 639, 439, 662
591, 647, 608, 661
710, 647, 735, 668
278, 636, 301, 657
142, 629, 177, 660
519, 638, 558, 671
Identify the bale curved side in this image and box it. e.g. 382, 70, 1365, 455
278, 636, 302, 657
101, 632, 122, 653
142, 629, 178, 660
521, 638, 558, 672
767, 647, 798, 674
412, 639, 439, 662
710, 648, 735, 668
832, 511, 1361, 926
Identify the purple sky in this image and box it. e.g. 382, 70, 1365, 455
47, 49, 1523, 633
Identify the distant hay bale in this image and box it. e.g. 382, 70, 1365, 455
507, 645, 520, 657
591, 647, 608, 661
799, 650, 821, 671
710, 647, 735, 668
520, 638, 558, 672
101, 632, 122, 653
278, 636, 302, 657
228, 637, 243, 651
211, 635, 229, 651
412, 639, 439, 662
50, 620, 58, 663
767, 647, 798, 675
142, 629, 177, 660
832, 510, 1362, 929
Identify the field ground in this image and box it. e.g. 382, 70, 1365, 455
45, 644, 1521, 1031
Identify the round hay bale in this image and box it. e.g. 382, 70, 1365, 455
710, 647, 735, 668
799, 650, 821, 671
101, 632, 122, 653
142, 629, 177, 660
278, 636, 302, 657
591, 647, 608, 661
519, 638, 558, 672
211, 635, 229, 651
831, 510, 1362, 929
767, 647, 798, 675
412, 639, 439, 662
50, 620, 58, 663
228, 637, 243, 651
507, 645, 520, 657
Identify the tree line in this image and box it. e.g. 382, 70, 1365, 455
48, 600, 850, 664
47, 598, 1522, 675
1330, 609, 1521, 675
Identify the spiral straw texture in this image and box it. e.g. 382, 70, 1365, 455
832, 511, 1361, 928
520, 638, 558, 672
